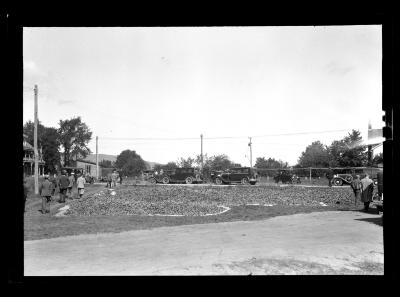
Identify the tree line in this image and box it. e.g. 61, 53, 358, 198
24, 120, 382, 178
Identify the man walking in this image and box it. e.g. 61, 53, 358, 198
39, 175, 53, 214
67, 172, 75, 199
50, 173, 58, 197
361, 174, 374, 212
76, 173, 85, 199
350, 175, 362, 206
58, 171, 69, 203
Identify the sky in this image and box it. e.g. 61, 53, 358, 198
23, 26, 383, 166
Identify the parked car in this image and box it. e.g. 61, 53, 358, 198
273, 171, 300, 184
214, 167, 257, 185
149, 167, 203, 184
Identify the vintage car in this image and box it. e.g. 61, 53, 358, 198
273, 171, 301, 184
214, 167, 257, 185
332, 173, 379, 186
210, 170, 224, 182
148, 167, 202, 184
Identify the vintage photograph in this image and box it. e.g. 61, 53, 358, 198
23, 26, 384, 275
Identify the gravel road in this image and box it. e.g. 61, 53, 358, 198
24, 210, 383, 275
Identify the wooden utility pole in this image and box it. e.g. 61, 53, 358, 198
96, 136, 99, 180
367, 121, 373, 166
248, 137, 252, 167
200, 134, 203, 171
34, 85, 39, 194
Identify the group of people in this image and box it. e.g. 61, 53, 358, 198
106, 169, 122, 188
350, 174, 375, 212
38, 171, 86, 214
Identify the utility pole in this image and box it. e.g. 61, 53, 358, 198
96, 136, 99, 180
248, 137, 252, 167
200, 134, 203, 171
34, 85, 39, 194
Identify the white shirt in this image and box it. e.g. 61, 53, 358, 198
77, 176, 85, 188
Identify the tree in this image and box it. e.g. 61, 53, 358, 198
58, 117, 92, 166
372, 152, 383, 166
23, 120, 46, 147
24, 121, 60, 173
297, 141, 330, 168
176, 157, 195, 168
99, 159, 114, 168
163, 162, 178, 171
255, 157, 286, 169
208, 154, 234, 171
327, 130, 368, 167
41, 127, 61, 173
115, 150, 147, 176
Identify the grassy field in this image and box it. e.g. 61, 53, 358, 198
24, 182, 379, 241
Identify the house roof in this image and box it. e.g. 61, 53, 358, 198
76, 158, 98, 165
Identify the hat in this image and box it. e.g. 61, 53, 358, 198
44, 175, 49, 179
71, 172, 75, 175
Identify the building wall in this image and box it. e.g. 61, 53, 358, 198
76, 161, 101, 177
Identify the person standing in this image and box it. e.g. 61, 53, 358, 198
76, 173, 85, 199
58, 171, 69, 203
39, 175, 53, 214
350, 175, 362, 206
50, 173, 58, 197
326, 167, 334, 187
67, 172, 75, 199
111, 170, 118, 188
361, 174, 374, 212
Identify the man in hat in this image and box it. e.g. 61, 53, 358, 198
67, 172, 75, 199
39, 175, 53, 214
58, 171, 69, 203
111, 169, 119, 188
361, 174, 374, 212
325, 167, 334, 187
76, 173, 86, 199
350, 175, 362, 206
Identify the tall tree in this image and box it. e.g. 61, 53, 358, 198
23, 120, 46, 147
208, 154, 234, 171
41, 127, 61, 173
58, 117, 92, 166
176, 157, 195, 168
24, 121, 60, 173
328, 130, 368, 167
99, 159, 114, 168
297, 141, 330, 168
255, 157, 286, 169
115, 150, 146, 176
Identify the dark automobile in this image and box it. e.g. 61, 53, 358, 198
274, 171, 300, 184
214, 167, 257, 185
149, 167, 202, 184
332, 173, 378, 186
210, 170, 224, 182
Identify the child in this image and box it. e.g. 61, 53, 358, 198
76, 173, 86, 199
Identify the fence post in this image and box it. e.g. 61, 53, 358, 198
309, 167, 312, 184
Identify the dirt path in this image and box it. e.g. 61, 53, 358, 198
24, 211, 383, 275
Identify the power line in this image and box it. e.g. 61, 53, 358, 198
99, 128, 357, 142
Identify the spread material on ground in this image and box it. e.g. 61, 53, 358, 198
66, 184, 362, 217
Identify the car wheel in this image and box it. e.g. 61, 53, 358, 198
162, 177, 170, 184
215, 177, 223, 185
333, 178, 343, 186
185, 176, 193, 184
241, 177, 249, 185
149, 177, 157, 184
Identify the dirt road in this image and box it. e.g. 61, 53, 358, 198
24, 211, 383, 275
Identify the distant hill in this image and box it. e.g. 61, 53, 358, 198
84, 154, 159, 169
